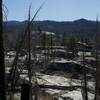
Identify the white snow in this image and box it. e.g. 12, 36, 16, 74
61, 89, 94, 100
44, 31, 55, 35
20, 72, 95, 100
36, 73, 81, 86
62, 89, 83, 100
88, 81, 95, 90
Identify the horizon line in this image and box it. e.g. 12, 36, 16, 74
5, 18, 96, 22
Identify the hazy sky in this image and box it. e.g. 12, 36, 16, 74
4, 0, 100, 21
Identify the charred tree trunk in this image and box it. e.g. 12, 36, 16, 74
80, 36, 88, 100
95, 15, 100, 100
95, 62, 100, 100
0, 0, 6, 99
82, 40, 88, 100
21, 83, 31, 100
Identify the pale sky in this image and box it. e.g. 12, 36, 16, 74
4, 0, 100, 21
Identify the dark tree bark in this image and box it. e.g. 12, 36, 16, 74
21, 83, 31, 100
95, 15, 100, 100
0, 0, 6, 100
81, 39, 88, 100
95, 63, 100, 100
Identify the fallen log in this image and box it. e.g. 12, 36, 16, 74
34, 84, 82, 90
38, 84, 95, 94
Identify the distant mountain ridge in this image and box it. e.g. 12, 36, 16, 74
3, 18, 99, 49
4, 18, 97, 34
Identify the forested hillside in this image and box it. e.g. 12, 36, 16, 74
3, 18, 100, 49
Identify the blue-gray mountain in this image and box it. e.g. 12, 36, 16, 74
4, 19, 98, 33
3, 19, 100, 49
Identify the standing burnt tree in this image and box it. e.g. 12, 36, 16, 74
95, 15, 100, 100
0, 0, 6, 99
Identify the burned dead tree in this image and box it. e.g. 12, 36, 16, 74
8, 1, 47, 100
82, 39, 88, 100
21, 83, 31, 100
0, 0, 6, 99
94, 15, 100, 100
